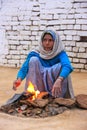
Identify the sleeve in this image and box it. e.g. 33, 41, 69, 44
17, 51, 40, 80
58, 51, 74, 78
17, 53, 31, 80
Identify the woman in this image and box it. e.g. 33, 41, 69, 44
13, 29, 74, 98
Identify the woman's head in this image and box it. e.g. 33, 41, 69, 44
39, 29, 64, 59
42, 33, 54, 51
41, 30, 56, 51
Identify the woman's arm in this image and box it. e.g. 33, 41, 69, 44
17, 51, 39, 80
12, 54, 30, 90
13, 51, 39, 90
17, 56, 30, 80
58, 51, 74, 78
52, 51, 74, 97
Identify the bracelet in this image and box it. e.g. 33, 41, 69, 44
58, 77, 63, 82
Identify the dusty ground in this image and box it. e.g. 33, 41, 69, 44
0, 66, 87, 130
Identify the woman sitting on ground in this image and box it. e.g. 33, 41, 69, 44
13, 29, 74, 98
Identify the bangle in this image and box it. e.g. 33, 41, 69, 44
58, 77, 63, 82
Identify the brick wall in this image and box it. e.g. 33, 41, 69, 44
0, 0, 87, 72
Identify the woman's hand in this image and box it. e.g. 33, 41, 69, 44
13, 78, 22, 91
52, 77, 63, 98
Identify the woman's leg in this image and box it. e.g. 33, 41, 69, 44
25, 57, 67, 97
42, 63, 67, 97
25, 57, 45, 92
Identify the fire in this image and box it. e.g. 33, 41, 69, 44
27, 81, 40, 100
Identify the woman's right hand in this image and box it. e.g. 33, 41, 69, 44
13, 78, 22, 91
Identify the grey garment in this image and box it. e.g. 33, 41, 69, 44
25, 57, 74, 98
65, 75, 74, 99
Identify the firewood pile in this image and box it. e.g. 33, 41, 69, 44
0, 92, 87, 118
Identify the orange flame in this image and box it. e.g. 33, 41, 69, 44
27, 81, 40, 100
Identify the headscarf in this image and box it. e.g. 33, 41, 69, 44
34, 30, 64, 59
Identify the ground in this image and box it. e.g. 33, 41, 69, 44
0, 67, 87, 130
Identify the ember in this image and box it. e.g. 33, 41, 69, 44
0, 91, 76, 118
0, 82, 87, 118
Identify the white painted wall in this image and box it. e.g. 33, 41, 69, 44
0, 0, 87, 71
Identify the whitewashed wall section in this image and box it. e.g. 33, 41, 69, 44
0, 0, 87, 72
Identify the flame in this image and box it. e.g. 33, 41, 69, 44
27, 81, 40, 100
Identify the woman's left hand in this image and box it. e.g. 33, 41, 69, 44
52, 78, 62, 98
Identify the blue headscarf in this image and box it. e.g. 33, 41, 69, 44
41, 30, 56, 41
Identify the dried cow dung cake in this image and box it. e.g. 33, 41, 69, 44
76, 94, 87, 109
0, 92, 87, 118
54, 98, 75, 108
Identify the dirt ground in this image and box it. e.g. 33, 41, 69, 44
0, 67, 87, 130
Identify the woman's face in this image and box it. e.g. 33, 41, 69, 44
42, 34, 54, 51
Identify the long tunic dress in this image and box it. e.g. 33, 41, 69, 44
17, 50, 74, 98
